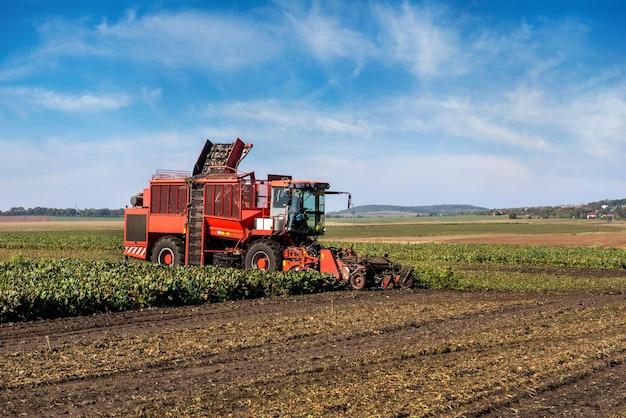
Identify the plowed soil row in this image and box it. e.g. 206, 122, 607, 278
1, 290, 625, 417
330, 232, 626, 247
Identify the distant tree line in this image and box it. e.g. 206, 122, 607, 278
0, 207, 124, 217
483, 198, 626, 219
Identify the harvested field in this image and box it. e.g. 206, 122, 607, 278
448, 232, 626, 247
0, 216, 51, 223
323, 222, 623, 240
330, 232, 626, 247
0, 220, 122, 231
1, 290, 624, 417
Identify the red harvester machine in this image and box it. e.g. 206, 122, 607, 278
123, 139, 414, 289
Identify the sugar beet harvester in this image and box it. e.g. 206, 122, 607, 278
123, 139, 414, 290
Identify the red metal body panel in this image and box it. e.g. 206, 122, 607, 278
206, 217, 246, 240
319, 249, 341, 279
146, 180, 187, 234
148, 214, 186, 234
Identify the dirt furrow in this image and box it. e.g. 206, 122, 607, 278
1, 297, 546, 390
470, 352, 626, 417
1, 291, 624, 417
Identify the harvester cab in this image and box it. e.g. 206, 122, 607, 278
123, 137, 414, 290
269, 181, 329, 238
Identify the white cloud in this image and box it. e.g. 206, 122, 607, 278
141, 87, 162, 111
286, 6, 376, 63
32, 11, 282, 72
3, 81, 626, 210
439, 112, 551, 151
273, 152, 534, 208
0, 4, 594, 85
206, 96, 553, 152
492, 85, 626, 158
0, 132, 205, 209
373, 3, 459, 78
561, 89, 626, 158
209, 99, 378, 136
0, 132, 534, 210
0, 87, 131, 112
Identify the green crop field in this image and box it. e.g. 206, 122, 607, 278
0, 259, 337, 322
1, 220, 625, 323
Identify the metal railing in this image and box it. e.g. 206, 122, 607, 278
152, 169, 191, 180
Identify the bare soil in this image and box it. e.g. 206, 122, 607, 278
331, 232, 626, 247
1, 290, 624, 417
0, 216, 51, 223
0, 220, 122, 231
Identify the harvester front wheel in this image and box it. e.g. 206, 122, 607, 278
245, 240, 282, 272
151, 236, 185, 267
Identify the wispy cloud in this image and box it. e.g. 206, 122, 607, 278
286, 5, 376, 63
373, 3, 459, 79
0, 4, 593, 85
0, 2, 624, 210
0, 87, 131, 112
206, 96, 553, 152
30, 10, 282, 72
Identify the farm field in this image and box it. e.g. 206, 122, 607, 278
1, 218, 626, 416
1, 291, 625, 416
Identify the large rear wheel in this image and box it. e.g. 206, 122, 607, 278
151, 236, 185, 267
244, 240, 283, 272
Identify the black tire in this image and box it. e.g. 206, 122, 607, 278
244, 240, 283, 272
151, 236, 185, 267
349, 272, 366, 290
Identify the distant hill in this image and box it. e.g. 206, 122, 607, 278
328, 204, 489, 218
489, 198, 626, 219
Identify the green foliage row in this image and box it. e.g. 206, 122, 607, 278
0, 230, 122, 250
340, 242, 626, 270
0, 259, 339, 322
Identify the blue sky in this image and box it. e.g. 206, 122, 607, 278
1, 0, 626, 210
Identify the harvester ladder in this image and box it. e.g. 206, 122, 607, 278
187, 183, 204, 265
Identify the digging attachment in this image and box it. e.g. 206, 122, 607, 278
333, 249, 415, 290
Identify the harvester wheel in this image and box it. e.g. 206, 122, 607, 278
244, 240, 283, 272
349, 272, 366, 290
151, 236, 185, 267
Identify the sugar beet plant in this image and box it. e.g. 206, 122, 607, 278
336, 242, 626, 270
0, 259, 339, 322
0, 230, 122, 250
